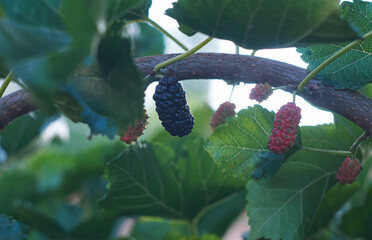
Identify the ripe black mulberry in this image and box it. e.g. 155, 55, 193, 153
153, 77, 194, 137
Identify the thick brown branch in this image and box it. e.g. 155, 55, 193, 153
1, 53, 371, 136
0, 90, 36, 129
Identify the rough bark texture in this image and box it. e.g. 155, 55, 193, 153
0, 90, 36, 130
1, 53, 372, 135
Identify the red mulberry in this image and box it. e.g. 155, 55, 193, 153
120, 111, 149, 144
336, 157, 362, 185
153, 77, 194, 137
268, 102, 301, 154
249, 83, 273, 102
210, 102, 236, 131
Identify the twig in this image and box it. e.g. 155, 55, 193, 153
298, 30, 372, 91
0, 70, 15, 99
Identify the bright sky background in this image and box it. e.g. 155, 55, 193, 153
147, 0, 335, 126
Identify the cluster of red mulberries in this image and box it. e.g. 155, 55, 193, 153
249, 83, 273, 102
268, 102, 301, 154
210, 102, 236, 131
336, 157, 362, 185
120, 111, 149, 144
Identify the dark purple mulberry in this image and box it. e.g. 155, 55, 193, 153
153, 77, 194, 137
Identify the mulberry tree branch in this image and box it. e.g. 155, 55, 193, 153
0, 90, 36, 130
1, 53, 371, 135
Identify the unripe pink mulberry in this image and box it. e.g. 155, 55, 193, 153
120, 111, 149, 144
268, 102, 301, 154
210, 102, 236, 131
336, 157, 362, 185
249, 83, 273, 102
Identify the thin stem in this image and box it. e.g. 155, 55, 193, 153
125, 18, 189, 51
0, 70, 15, 99
154, 36, 213, 73
229, 84, 235, 101
190, 221, 199, 237
298, 30, 372, 91
251, 49, 258, 56
350, 132, 369, 153
292, 90, 297, 103
272, 86, 289, 91
235, 44, 240, 54
146, 18, 189, 51
301, 146, 351, 156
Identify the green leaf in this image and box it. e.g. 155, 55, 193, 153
166, 0, 358, 49
131, 217, 190, 240
25, 122, 122, 194
0, 0, 147, 96
306, 182, 359, 238
181, 233, 221, 240
0, 170, 37, 214
252, 130, 302, 180
0, 111, 52, 157
56, 21, 144, 138
11, 203, 67, 239
0, 120, 123, 213
360, 83, 372, 98
246, 124, 358, 240
120, 0, 152, 21
68, 214, 118, 240
106, 0, 149, 22
131, 23, 165, 58
339, 186, 372, 238
0, 214, 28, 240
67, 69, 144, 137
100, 138, 244, 220
340, 0, 371, 36
97, 35, 143, 93
0, 58, 9, 78
204, 105, 275, 180
334, 113, 363, 140
196, 191, 246, 237
0, 0, 100, 98
297, 0, 372, 90
0, 0, 64, 29
0, 20, 70, 66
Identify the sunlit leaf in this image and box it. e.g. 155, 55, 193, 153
204, 105, 275, 179
246, 124, 359, 240
298, 0, 372, 90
